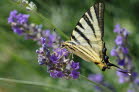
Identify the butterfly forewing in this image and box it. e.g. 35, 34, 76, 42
70, 3, 104, 57
94, 3, 104, 38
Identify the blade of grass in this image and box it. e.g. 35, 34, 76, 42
0, 77, 77, 92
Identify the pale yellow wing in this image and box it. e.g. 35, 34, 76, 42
70, 2, 104, 59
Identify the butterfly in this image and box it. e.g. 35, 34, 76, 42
62, 2, 126, 72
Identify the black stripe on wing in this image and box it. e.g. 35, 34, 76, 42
74, 27, 92, 48
83, 14, 96, 38
76, 21, 84, 29
94, 2, 104, 38
64, 44, 95, 59
87, 9, 93, 20
71, 34, 80, 44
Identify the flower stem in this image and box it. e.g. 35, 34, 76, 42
0, 77, 76, 91
80, 74, 112, 92
32, 11, 69, 40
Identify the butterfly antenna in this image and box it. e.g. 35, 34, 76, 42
108, 63, 131, 76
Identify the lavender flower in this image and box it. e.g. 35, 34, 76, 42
8, 10, 30, 35
8, 10, 80, 79
36, 39, 80, 79
113, 24, 121, 33
122, 47, 129, 54
70, 70, 80, 79
8, 10, 30, 24
71, 62, 80, 70
111, 24, 131, 68
111, 24, 139, 92
12, 26, 23, 35
8, 10, 61, 48
110, 48, 118, 56
8, 10, 18, 23
50, 70, 64, 78
115, 35, 123, 45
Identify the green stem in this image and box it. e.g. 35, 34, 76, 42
80, 74, 112, 92
0, 77, 76, 91
32, 11, 69, 40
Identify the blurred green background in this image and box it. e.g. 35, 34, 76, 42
0, 0, 139, 92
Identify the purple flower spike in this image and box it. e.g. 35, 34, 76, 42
49, 33, 56, 42
47, 34, 56, 47
53, 48, 67, 57
8, 10, 18, 23
44, 30, 50, 36
40, 37, 46, 44
113, 24, 121, 33
110, 48, 117, 56
118, 59, 125, 66
71, 62, 80, 70
131, 72, 138, 79
50, 54, 59, 64
70, 70, 80, 79
38, 55, 46, 65
16, 13, 30, 24
122, 47, 129, 54
36, 44, 80, 79
115, 35, 123, 45
111, 24, 136, 85
50, 70, 58, 78
8, 10, 29, 24
56, 71, 64, 78
50, 71, 64, 78
12, 26, 23, 35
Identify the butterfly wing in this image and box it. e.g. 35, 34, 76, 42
63, 2, 106, 70
94, 2, 104, 38
63, 3, 123, 71
70, 2, 105, 59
